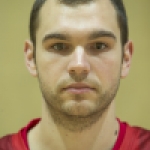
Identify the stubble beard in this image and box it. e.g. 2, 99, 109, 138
38, 77, 120, 132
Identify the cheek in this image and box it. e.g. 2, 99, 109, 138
36, 52, 67, 85
92, 54, 121, 87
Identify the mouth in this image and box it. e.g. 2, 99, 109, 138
63, 83, 96, 94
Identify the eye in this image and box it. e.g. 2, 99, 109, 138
86, 42, 109, 55
93, 42, 108, 50
46, 42, 72, 55
52, 43, 68, 51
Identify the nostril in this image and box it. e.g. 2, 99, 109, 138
83, 70, 88, 74
69, 69, 75, 74
69, 68, 88, 75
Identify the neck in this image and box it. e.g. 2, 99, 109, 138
28, 101, 119, 150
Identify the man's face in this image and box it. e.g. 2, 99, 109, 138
25, 0, 132, 117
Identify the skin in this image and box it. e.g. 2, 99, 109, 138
24, 0, 133, 149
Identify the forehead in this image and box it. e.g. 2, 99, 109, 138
37, 0, 119, 39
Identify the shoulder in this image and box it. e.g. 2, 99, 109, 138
127, 125, 150, 148
0, 134, 16, 150
126, 124, 150, 139
0, 131, 28, 150
121, 122, 150, 150
0, 119, 40, 150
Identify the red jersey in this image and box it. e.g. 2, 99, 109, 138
0, 118, 150, 150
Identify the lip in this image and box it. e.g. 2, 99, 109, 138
63, 83, 95, 94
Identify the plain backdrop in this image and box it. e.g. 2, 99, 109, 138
0, 0, 150, 136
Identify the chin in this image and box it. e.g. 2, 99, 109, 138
61, 100, 98, 116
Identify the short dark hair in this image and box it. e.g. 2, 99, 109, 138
29, 0, 128, 48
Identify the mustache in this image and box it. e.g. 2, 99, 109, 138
56, 77, 101, 92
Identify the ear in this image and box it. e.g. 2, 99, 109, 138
24, 40, 37, 77
121, 41, 134, 78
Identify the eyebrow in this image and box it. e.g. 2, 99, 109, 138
88, 30, 116, 40
42, 30, 116, 43
42, 33, 70, 43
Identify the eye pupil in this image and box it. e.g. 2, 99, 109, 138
54, 43, 64, 50
96, 43, 105, 49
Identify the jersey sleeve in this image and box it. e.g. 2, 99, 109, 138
120, 124, 150, 150
0, 132, 28, 150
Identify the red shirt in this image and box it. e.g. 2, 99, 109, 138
21, 118, 126, 150
0, 118, 150, 150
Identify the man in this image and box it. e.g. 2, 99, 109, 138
0, 0, 150, 149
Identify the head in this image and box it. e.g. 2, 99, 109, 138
24, 0, 133, 131
29, 0, 128, 50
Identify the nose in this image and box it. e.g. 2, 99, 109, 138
67, 46, 90, 77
